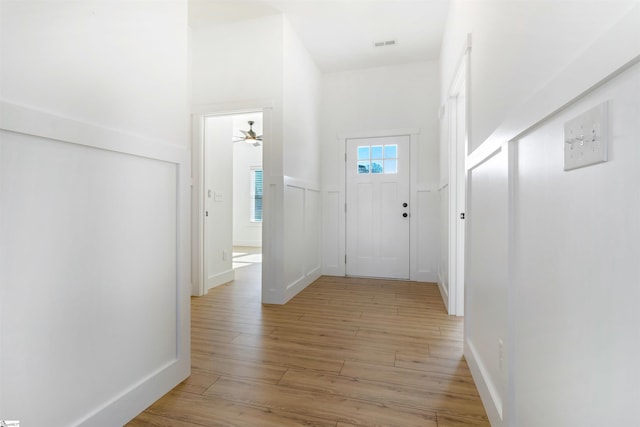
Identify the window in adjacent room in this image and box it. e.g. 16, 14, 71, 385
250, 167, 263, 222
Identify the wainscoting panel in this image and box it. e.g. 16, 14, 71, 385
0, 102, 190, 427
305, 188, 322, 277
464, 145, 509, 426
322, 189, 344, 276
284, 183, 306, 289
415, 190, 439, 282
283, 177, 322, 302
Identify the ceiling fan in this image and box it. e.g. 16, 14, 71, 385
233, 120, 262, 147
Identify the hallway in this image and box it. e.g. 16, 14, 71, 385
128, 271, 488, 426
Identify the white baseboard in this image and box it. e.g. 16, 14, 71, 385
284, 269, 322, 303
414, 270, 437, 282
322, 264, 345, 276
437, 271, 449, 312
232, 240, 262, 247
306, 265, 321, 278
465, 339, 505, 427
79, 358, 189, 427
206, 269, 234, 292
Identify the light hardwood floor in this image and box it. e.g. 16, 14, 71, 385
127, 251, 488, 427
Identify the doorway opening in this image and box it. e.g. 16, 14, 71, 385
192, 109, 265, 297
230, 113, 263, 279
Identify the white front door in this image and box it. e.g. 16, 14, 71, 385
346, 135, 410, 279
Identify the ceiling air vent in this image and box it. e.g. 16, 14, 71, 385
374, 40, 397, 48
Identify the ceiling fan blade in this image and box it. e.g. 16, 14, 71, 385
257, 135, 263, 140
240, 130, 249, 136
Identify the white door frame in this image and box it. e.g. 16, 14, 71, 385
191, 102, 272, 297
447, 40, 471, 316
340, 128, 419, 280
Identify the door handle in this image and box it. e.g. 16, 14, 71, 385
402, 202, 408, 208
402, 212, 408, 218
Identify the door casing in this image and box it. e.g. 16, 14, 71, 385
446, 43, 470, 316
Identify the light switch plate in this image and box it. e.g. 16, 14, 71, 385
564, 101, 608, 171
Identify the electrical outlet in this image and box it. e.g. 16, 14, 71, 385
222, 250, 227, 261
564, 101, 608, 171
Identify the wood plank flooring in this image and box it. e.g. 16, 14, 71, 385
127, 253, 488, 427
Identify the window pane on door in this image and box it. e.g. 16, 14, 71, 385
384, 144, 397, 158
357, 161, 370, 174
371, 160, 383, 174
384, 159, 397, 173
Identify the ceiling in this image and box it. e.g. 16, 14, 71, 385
189, 0, 450, 73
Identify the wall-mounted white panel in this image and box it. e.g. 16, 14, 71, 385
465, 147, 509, 426
513, 62, 640, 427
0, 131, 178, 426
322, 190, 343, 275
284, 184, 306, 288
305, 189, 322, 276
416, 190, 439, 282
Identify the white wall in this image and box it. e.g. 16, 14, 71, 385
441, 0, 637, 153
191, 14, 283, 107
282, 18, 322, 184
441, 2, 640, 425
0, 1, 190, 426
320, 61, 440, 280
233, 116, 263, 247
1, 1, 188, 145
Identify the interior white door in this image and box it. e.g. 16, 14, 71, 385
346, 135, 410, 279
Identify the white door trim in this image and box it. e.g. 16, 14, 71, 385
191, 103, 272, 297
447, 38, 471, 316
340, 128, 419, 280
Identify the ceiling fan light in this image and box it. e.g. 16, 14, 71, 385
234, 120, 262, 146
